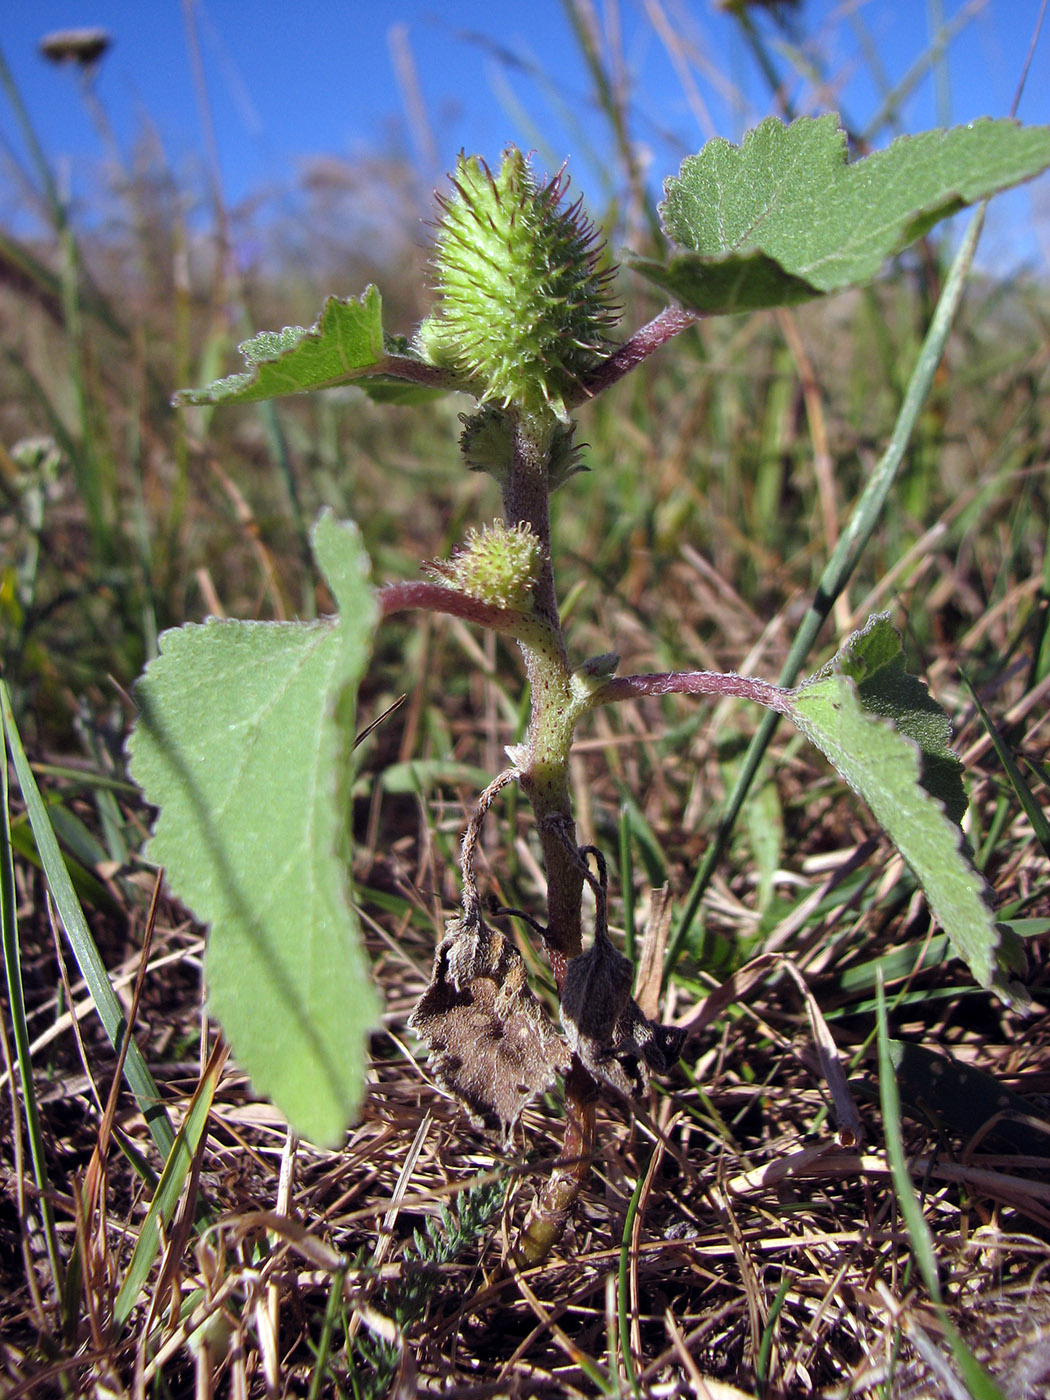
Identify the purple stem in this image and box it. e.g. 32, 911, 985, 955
378, 580, 529, 635
368, 305, 698, 401
374, 354, 467, 391
569, 305, 700, 404
590, 669, 794, 713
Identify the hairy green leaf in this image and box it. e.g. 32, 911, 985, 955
127, 513, 381, 1147
631, 116, 1050, 313
172, 288, 443, 407
787, 616, 1026, 1007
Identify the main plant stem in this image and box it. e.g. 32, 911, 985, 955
501, 413, 584, 972
502, 412, 594, 1261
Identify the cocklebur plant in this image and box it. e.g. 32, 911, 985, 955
128, 117, 1050, 1261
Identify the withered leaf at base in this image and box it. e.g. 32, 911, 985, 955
560, 923, 686, 1100
408, 915, 570, 1142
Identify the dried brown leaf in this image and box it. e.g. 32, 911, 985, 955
408, 914, 570, 1141
560, 920, 686, 1099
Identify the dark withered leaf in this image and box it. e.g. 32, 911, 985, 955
408, 914, 570, 1142
560, 923, 686, 1099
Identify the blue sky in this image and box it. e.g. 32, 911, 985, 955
2, 2, 1049, 270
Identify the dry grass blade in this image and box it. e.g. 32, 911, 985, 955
634, 883, 675, 1021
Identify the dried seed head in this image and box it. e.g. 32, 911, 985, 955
417, 148, 618, 416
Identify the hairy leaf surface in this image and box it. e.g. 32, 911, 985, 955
632, 116, 1050, 312
173, 288, 444, 407
128, 513, 380, 1146
787, 616, 1026, 1006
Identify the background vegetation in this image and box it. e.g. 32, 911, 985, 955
2, 4, 1049, 1396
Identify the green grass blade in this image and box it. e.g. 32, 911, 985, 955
859, 2, 974, 144
962, 672, 1050, 861
113, 1041, 225, 1327
0, 43, 65, 232
0, 682, 176, 1159
1, 699, 65, 1296
617, 1168, 644, 1395
10, 805, 120, 916
876, 976, 1007, 1400
875, 976, 942, 1300
307, 1265, 349, 1400
756, 1273, 793, 1389
666, 207, 986, 979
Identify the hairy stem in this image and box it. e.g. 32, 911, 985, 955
501, 415, 563, 637
569, 305, 699, 405
589, 669, 794, 712
500, 411, 595, 1258
513, 1062, 598, 1266
460, 769, 519, 913
375, 352, 468, 393
379, 580, 539, 639
501, 414, 582, 966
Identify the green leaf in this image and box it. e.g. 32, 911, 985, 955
787, 616, 1026, 1007
631, 116, 1050, 313
172, 288, 441, 407
127, 513, 381, 1147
